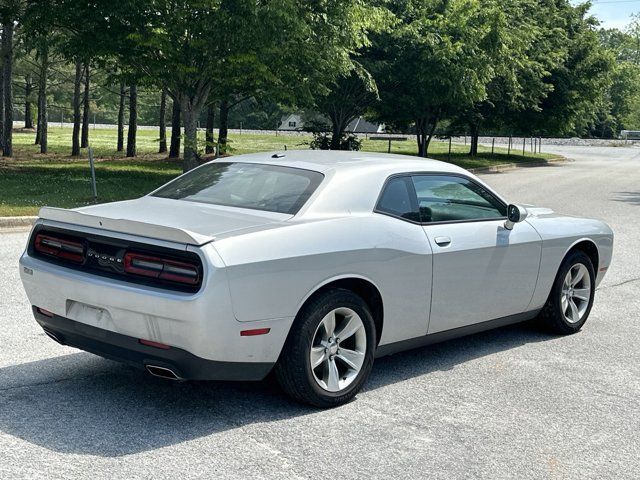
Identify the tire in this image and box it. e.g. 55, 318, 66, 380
275, 288, 376, 408
538, 250, 596, 335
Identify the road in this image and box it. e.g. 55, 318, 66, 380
0, 146, 639, 479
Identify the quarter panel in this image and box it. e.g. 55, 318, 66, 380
526, 215, 614, 309
214, 215, 433, 345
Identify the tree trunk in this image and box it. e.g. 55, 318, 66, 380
126, 84, 137, 157
330, 124, 341, 150
218, 100, 229, 155
24, 74, 34, 129
415, 115, 439, 157
469, 123, 480, 157
117, 82, 125, 152
415, 118, 428, 157
2, 21, 14, 157
169, 98, 180, 158
329, 111, 351, 150
71, 60, 82, 156
424, 118, 438, 155
81, 62, 90, 148
158, 88, 167, 153
37, 43, 48, 153
181, 99, 201, 172
0, 61, 4, 150
35, 102, 41, 144
205, 103, 215, 154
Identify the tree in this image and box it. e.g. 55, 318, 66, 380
49, 0, 115, 155
2, 18, 15, 157
109, 0, 377, 171
594, 20, 640, 135
450, 0, 569, 155
314, 68, 378, 150
21, 0, 57, 153
368, 0, 497, 156
513, 2, 614, 137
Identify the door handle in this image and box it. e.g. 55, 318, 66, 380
434, 236, 451, 247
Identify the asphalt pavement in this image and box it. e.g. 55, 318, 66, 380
0, 145, 638, 479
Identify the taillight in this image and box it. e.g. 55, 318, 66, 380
34, 234, 85, 263
123, 252, 200, 285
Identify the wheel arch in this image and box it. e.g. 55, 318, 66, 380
295, 275, 384, 346
564, 238, 599, 272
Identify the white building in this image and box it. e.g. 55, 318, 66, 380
278, 113, 383, 133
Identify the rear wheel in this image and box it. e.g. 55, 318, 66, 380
538, 250, 595, 334
275, 289, 376, 408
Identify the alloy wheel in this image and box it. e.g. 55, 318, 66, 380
561, 263, 592, 324
309, 307, 367, 393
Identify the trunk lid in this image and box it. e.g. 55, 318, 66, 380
39, 196, 291, 246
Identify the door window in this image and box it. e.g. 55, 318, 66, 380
412, 175, 506, 223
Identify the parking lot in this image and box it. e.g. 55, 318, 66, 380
1, 145, 639, 479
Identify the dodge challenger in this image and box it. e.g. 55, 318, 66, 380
19, 151, 614, 407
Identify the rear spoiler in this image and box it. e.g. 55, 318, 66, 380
38, 207, 213, 246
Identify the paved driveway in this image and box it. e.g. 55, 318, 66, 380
0, 146, 638, 479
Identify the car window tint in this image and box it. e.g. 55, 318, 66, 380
151, 162, 324, 215
412, 175, 506, 223
376, 177, 420, 222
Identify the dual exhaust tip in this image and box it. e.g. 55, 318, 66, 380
145, 364, 182, 381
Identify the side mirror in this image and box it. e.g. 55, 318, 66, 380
504, 204, 528, 230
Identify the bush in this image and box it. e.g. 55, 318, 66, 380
308, 130, 362, 151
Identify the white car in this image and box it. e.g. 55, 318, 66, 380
19, 151, 613, 407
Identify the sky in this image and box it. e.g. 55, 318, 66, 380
580, 0, 640, 30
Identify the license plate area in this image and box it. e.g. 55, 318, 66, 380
66, 300, 113, 329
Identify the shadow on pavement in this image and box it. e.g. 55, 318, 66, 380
0, 321, 553, 457
611, 192, 640, 206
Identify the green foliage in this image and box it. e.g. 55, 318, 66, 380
512, 2, 614, 136
1, 0, 638, 169
366, 0, 500, 155
309, 131, 363, 151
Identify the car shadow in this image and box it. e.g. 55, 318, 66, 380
0, 321, 554, 457
611, 191, 640, 206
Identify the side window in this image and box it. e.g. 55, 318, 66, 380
412, 175, 506, 223
376, 176, 420, 222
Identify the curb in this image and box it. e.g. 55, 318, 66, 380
0, 216, 37, 230
468, 156, 567, 174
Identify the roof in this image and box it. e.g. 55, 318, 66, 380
215, 150, 466, 176
345, 117, 383, 133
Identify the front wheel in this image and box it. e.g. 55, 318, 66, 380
275, 289, 376, 408
538, 250, 595, 334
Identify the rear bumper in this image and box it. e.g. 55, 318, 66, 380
33, 307, 274, 381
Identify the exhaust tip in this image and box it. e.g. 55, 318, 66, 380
145, 364, 181, 381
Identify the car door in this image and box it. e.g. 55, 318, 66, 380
411, 174, 542, 334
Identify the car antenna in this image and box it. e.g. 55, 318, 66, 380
272, 153, 286, 158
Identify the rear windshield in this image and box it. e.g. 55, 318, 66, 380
151, 162, 324, 215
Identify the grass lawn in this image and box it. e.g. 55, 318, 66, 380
0, 127, 558, 216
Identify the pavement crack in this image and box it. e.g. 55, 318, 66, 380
0, 371, 110, 394
598, 277, 640, 290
